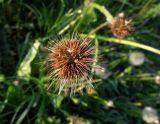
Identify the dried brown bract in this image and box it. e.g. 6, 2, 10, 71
109, 13, 131, 42
46, 34, 95, 95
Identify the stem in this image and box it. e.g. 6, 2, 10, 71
91, 39, 99, 74
91, 3, 114, 23
82, 34, 160, 55
88, 22, 108, 35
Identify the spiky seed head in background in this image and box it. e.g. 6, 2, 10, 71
129, 52, 145, 66
109, 12, 132, 42
155, 75, 160, 85
142, 106, 159, 124
46, 35, 95, 95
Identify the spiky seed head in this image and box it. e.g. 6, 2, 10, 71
109, 12, 131, 41
142, 106, 159, 124
46, 35, 95, 95
129, 52, 145, 66
155, 75, 160, 85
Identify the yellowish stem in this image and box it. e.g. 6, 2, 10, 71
91, 3, 114, 23
82, 34, 160, 55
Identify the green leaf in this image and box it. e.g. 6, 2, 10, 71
0, 74, 5, 82
17, 39, 40, 80
53, 95, 64, 109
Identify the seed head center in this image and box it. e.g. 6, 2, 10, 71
65, 48, 79, 64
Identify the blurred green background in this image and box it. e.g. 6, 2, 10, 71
0, 0, 160, 123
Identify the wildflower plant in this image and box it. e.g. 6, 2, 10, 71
45, 34, 95, 95
1, 1, 160, 123
109, 12, 132, 42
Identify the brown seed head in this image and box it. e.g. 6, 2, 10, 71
46, 36, 94, 94
109, 13, 131, 41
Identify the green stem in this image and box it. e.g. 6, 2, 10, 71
91, 3, 114, 23
82, 34, 160, 55
91, 39, 99, 74
88, 22, 108, 35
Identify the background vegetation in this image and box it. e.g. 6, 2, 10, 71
0, 0, 160, 123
